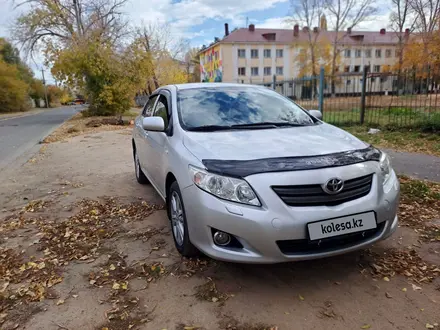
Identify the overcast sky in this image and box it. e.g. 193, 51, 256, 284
0, 0, 392, 81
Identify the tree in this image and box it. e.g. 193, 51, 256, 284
184, 47, 201, 82
400, 0, 440, 75
12, 0, 129, 57
289, 0, 325, 80
29, 79, 45, 107
0, 59, 31, 112
133, 22, 190, 93
324, 0, 377, 94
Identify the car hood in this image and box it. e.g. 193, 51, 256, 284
183, 123, 368, 161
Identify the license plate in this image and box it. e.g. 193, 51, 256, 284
308, 212, 377, 241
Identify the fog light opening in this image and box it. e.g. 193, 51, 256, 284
213, 231, 231, 246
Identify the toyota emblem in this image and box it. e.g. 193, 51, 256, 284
323, 178, 344, 194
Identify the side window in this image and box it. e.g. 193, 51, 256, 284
142, 95, 158, 117
153, 95, 169, 128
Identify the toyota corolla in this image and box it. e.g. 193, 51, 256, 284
132, 83, 400, 263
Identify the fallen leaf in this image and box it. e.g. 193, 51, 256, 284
72, 295, 78, 298
121, 282, 128, 290
37, 262, 45, 269
361, 325, 371, 329
412, 284, 422, 291
56, 299, 64, 305
383, 277, 390, 282
385, 292, 392, 299
89, 280, 96, 285
112, 282, 120, 290
426, 323, 434, 329
211, 297, 218, 302
299, 294, 305, 301
109, 264, 116, 271
402, 288, 407, 292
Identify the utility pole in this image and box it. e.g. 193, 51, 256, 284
41, 68, 49, 108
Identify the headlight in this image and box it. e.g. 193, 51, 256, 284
189, 165, 261, 206
379, 152, 392, 185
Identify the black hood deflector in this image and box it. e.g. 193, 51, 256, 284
202, 146, 381, 178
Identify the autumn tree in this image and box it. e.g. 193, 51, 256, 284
0, 59, 31, 112
184, 47, 201, 83
400, 0, 440, 77
324, 0, 377, 95
289, 0, 325, 81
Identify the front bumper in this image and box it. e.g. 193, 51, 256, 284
181, 163, 400, 263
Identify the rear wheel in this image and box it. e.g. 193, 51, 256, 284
168, 181, 199, 257
134, 148, 149, 184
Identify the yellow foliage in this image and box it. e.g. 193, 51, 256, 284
155, 58, 188, 85
293, 35, 335, 78
0, 59, 31, 112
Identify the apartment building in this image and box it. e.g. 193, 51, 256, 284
199, 22, 409, 95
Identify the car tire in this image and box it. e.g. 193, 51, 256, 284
134, 148, 149, 184
168, 181, 199, 257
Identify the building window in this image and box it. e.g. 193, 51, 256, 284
365, 49, 372, 58
238, 67, 246, 76
375, 49, 382, 58
344, 49, 351, 58
364, 65, 370, 72
395, 49, 401, 57
276, 49, 284, 58
238, 49, 246, 58
346, 80, 351, 85
344, 65, 350, 72
373, 65, 381, 73
251, 67, 259, 76
264, 67, 272, 76
214, 51, 219, 60
385, 49, 392, 58
264, 49, 271, 58
251, 49, 259, 58
276, 66, 284, 75
355, 49, 362, 58
354, 65, 360, 72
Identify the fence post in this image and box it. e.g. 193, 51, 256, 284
272, 74, 276, 90
318, 67, 325, 113
360, 66, 368, 125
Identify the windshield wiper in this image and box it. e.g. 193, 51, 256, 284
187, 125, 233, 132
231, 122, 309, 128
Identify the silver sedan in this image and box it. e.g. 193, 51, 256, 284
132, 83, 399, 263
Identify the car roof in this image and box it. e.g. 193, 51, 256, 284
173, 83, 267, 90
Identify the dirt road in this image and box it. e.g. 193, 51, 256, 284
0, 129, 439, 330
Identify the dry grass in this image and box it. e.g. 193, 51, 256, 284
43, 113, 134, 143
346, 126, 440, 156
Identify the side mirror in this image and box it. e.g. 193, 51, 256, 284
142, 117, 165, 131
308, 110, 322, 120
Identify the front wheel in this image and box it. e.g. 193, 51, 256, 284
168, 181, 199, 257
134, 149, 149, 184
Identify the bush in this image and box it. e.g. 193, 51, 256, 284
0, 60, 31, 112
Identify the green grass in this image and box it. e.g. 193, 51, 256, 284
345, 126, 440, 156
399, 175, 440, 201
323, 107, 440, 132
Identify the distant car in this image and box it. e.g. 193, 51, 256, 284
73, 99, 85, 105
132, 83, 400, 263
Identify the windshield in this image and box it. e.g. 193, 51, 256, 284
177, 87, 315, 130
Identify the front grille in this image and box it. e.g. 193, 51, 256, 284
276, 222, 384, 255
272, 174, 373, 207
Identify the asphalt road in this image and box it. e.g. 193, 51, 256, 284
0, 106, 81, 170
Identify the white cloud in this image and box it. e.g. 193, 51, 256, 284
126, 0, 288, 33
256, 16, 292, 29
355, 13, 391, 31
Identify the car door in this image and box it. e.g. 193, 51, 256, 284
147, 92, 172, 196
135, 94, 158, 177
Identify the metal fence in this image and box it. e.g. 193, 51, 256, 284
251, 68, 440, 130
